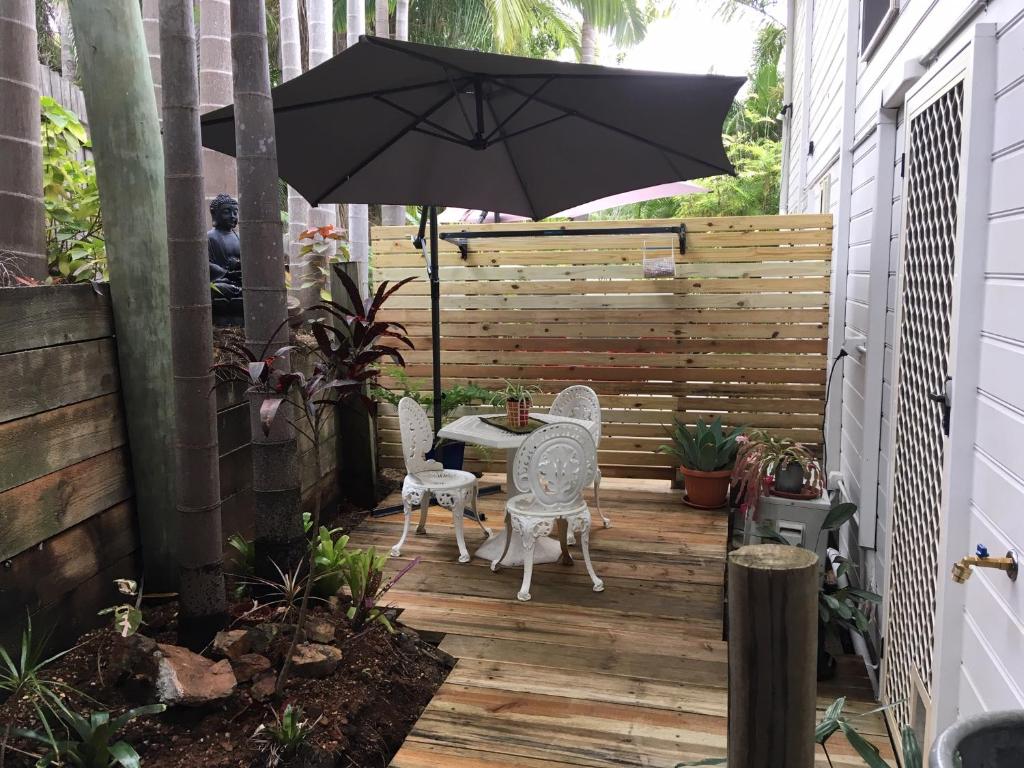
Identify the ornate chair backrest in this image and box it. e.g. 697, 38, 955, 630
398, 397, 442, 475
549, 385, 602, 445
512, 422, 597, 510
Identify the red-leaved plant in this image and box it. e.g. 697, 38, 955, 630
213, 264, 415, 696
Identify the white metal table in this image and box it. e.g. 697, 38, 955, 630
438, 412, 599, 565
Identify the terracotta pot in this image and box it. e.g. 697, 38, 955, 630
506, 397, 531, 428
680, 467, 732, 508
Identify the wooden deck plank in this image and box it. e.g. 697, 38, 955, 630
381, 480, 893, 767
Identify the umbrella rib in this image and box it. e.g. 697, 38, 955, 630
500, 113, 571, 141
487, 75, 735, 177
483, 98, 540, 220
309, 83, 470, 205
374, 95, 469, 142
484, 76, 556, 143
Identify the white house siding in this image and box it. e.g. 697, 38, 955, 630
784, 0, 1024, 729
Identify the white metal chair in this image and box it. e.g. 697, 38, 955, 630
490, 422, 604, 601
549, 385, 609, 537
390, 397, 489, 563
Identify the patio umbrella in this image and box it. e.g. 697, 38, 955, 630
437, 181, 709, 224
201, 36, 743, 430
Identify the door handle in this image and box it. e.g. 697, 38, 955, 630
929, 378, 953, 436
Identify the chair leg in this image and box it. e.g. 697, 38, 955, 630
595, 471, 611, 528
391, 498, 413, 557
556, 518, 573, 566
469, 484, 491, 540
518, 529, 537, 602
416, 493, 430, 535
490, 514, 513, 572
578, 517, 605, 593
452, 499, 470, 563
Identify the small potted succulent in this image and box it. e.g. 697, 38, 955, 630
490, 380, 540, 428
731, 431, 825, 517
658, 416, 746, 509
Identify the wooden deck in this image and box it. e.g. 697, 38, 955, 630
349, 477, 894, 768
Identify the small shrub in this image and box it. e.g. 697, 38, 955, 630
252, 704, 319, 766
15, 703, 165, 768
345, 549, 419, 632
312, 526, 351, 599
96, 579, 143, 638
658, 416, 746, 472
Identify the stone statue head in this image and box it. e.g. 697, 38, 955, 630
210, 194, 239, 232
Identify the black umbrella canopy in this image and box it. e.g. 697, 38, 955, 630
201, 36, 744, 219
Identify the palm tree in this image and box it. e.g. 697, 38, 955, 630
159, 0, 227, 648
69, 0, 179, 589
281, 0, 311, 310
305, 0, 339, 306
395, 0, 409, 40
377, 0, 407, 227
199, 0, 237, 205
56, 2, 76, 80
346, 0, 369, 297
564, 0, 653, 64
141, 0, 162, 112
0, 0, 46, 282
230, 0, 305, 578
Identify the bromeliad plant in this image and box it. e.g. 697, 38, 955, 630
252, 704, 320, 767
658, 416, 746, 472
731, 431, 824, 518
15, 704, 166, 768
345, 549, 420, 632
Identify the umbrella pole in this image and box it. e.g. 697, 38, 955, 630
429, 205, 443, 434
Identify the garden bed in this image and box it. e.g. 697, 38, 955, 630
0, 597, 451, 767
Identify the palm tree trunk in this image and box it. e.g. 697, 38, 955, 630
305, 0, 337, 309
199, 0, 237, 206
281, 0, 310, 312
159, 0, 227, 650
57, 3, 77, 81
346, 0, 369, 297
0, 0, 46, 282
580, 17, 596, 64
395, 0, 409, 41
69, 0, 179, 590
230, 0, 305, 579
141, 0, 162, 113
378, 0, 405, 227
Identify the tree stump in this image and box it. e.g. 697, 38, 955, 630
728, 543, 819, 768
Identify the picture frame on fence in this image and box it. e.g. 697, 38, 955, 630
641, 239, 676, 279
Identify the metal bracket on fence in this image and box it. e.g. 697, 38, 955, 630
438, 223, 688, 260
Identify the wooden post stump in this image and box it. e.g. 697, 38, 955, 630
728, 544, 819, 768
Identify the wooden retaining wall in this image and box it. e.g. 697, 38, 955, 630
372, 214, 833, 480
0, 286, 335, 647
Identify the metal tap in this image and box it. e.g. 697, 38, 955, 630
951, 544, 1018, 583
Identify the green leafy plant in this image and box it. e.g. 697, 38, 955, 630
657, 416, 746, 472
15, 703, 166, 768
0, 615, 80, 754
296, 225, 349, 301
40, 96, 105, 283
96, 579, 143, 638
312, 526, 351, 599
252, 704, 319, 766
372, 368, 492, 421
344, 549, 420, 632
238, 560, 309, 623
731, 431, 824, 516
817, 697, 921, 768
489, 379, 541, 406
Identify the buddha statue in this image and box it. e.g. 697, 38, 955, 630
208, 193, 244, 325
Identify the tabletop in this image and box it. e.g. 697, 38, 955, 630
438, 412, 598, 450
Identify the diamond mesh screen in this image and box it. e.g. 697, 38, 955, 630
883, 83, 963, 725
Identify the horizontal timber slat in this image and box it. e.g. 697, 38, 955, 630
0, 285, 114, 355
372, 215, 831, 479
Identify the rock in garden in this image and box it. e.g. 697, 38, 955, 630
211, 629, 250, 660
304, 618, 336, 644
154, 643, 237, 706
231, 653, 272, 683
250, 672, 277, 702
244, 623, 283, 655
108, 633, 160, 683
290, 642, 343, 678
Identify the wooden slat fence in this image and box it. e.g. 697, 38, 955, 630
0, 285, 336, 646
372, 214, 833, 480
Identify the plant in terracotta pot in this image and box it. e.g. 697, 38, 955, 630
490, 380, 541, 428
658, 416, 746, 509
731, 431, 825, 518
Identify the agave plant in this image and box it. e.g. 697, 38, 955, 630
658, 416, 746, 472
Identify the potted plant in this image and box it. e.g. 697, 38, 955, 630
731, 431, 825, 518
490, 380, 541, 429
372, 370, 493, 469
658, 416, 746, 509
